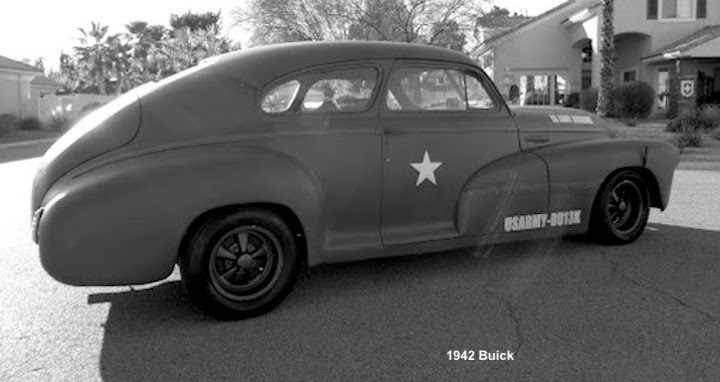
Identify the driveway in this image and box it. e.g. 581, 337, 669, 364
1, 153, 719, 381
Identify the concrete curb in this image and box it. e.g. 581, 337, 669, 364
0, 138, 58, 151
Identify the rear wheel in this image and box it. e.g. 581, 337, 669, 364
590, 170, 650, 244
180, 209, 301, 320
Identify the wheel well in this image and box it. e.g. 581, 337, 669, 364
593, 166, 663, 209
178, 203, 308, 265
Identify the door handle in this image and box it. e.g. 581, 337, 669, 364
524, 135, 550, 143
383, 128, 405, 136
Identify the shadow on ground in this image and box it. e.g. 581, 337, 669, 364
91, 224, 720, 381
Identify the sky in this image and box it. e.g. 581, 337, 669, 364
0, 0, 565, 72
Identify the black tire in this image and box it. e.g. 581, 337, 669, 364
179, 208, 301, 320
590, 170, 650, 245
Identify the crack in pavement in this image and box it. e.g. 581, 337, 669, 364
480, 284, 525, 374
602, 253, 719, 325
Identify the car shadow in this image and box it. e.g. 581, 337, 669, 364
91, 223, 720, 381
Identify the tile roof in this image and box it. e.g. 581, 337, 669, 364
30, 75, 61, 87
0, 54, 43, 73
644, 25, 720, 60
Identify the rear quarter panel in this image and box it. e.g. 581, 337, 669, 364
38, 143, 324, 286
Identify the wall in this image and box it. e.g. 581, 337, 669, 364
615, 34, 653, 84
489, 0, 598, 98
32, 94, 116, 124
615, 0, 720, 52
0, 72, 34, 118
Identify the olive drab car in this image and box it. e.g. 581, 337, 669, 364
32, 41, 680, 320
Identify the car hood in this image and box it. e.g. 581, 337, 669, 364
510, 106, 605, 129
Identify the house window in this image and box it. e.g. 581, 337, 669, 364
657, 69, 669, 110
660, 0, 695, 19
622, 69, 638, 83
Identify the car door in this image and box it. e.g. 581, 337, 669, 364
379, 60, 523, 245
261, 64, 385, 254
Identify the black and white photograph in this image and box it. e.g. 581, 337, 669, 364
2, 0, 719, 380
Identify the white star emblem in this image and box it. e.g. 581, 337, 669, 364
410, 150, 442, 186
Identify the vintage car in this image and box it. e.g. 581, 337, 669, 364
31, 41, 679, 319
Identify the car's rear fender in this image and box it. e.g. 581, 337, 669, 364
38, 143, 323, 286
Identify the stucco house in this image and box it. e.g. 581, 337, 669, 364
30, 75, 63, 99
474, 0, 719, 116
0, 55, 43, 119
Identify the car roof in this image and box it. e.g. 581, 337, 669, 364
209, 41, 479, 88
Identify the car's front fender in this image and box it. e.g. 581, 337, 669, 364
532, 139, 680, 231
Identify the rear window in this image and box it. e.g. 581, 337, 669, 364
262, 67, 378, 114
262, 80, 300, 114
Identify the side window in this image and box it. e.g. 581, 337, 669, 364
386, 68, 466, 111
466, 74, 496, 110
386, 68, 497, 111
262, 80, 300, 114
301, 68, 377, 113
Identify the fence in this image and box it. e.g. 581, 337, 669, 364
30, 94, 117, 124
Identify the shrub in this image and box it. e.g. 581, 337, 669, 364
17, 117, 43, 131
0, 113, 18, 136
675, 126, 703, 149
666, 115, 702, 133
696, 104, 720, 130
49, 114, 73, 132
612, 81, 655, 122
564, 92, 580, 108
710, 128, 720, 141
579, 88, 598, 112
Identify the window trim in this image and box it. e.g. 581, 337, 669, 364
382, 61, 503, 115
657, 0, 697, 21
259, 62, 383, 116
621, 67, 639, 83
261, 80, 301, 114
656, 67, 671, 110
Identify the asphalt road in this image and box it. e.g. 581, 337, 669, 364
2, 144, 720, 382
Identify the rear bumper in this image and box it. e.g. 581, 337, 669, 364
31, 208, 43, 244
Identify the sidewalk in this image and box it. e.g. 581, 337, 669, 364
0, 137, 58, 151
0, 138, 57, 165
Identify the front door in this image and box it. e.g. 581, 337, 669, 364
379, 61, 520, 245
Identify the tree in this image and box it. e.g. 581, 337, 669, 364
51, 53, 80, 94
170, 11, 222, 32
597, 0, 615, 116
238, 0, 351, 45
237, 0, 486, 52
67, 22, 135, 95
428, 20, 465, 51
154, 25, 233, 77
125, 21, 167, 86
482, 5, 523, 18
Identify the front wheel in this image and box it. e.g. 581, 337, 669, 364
180, 209, 301, 320
590, 170, 650, 245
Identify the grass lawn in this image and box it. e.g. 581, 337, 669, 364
0, 129, 62, 146
604, 118, 720, 162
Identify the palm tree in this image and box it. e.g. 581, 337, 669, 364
597, 0, 615, 116
154, 25, 232, 78
74, 22, 133, 94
